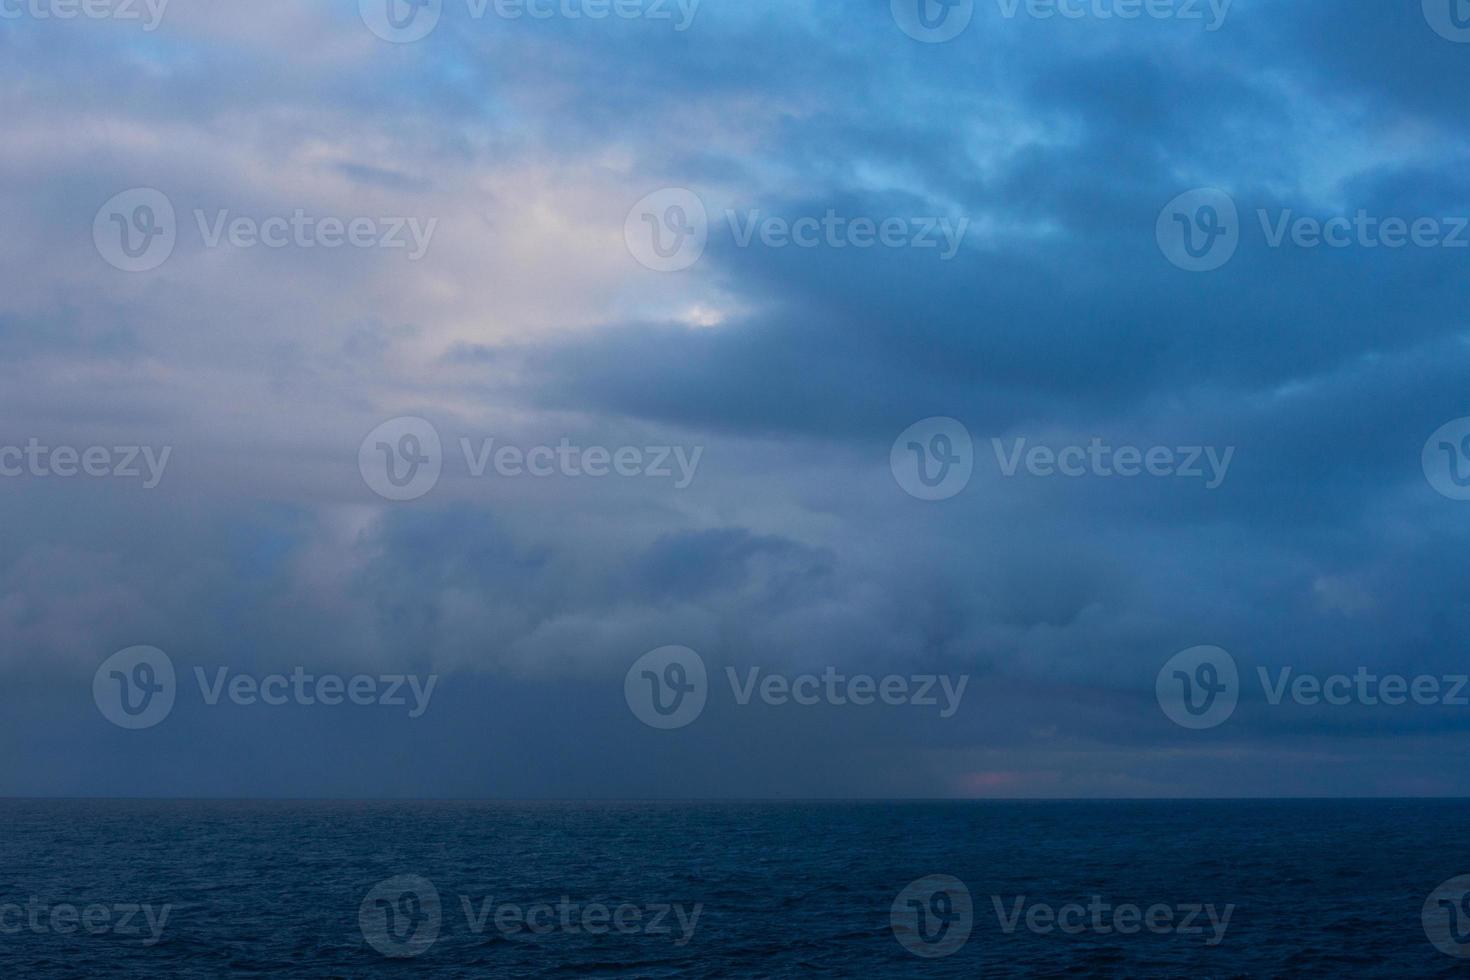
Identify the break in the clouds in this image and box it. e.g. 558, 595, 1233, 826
0, 0, 1469, 798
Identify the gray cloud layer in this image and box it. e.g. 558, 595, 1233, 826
1, 0, 1468, 797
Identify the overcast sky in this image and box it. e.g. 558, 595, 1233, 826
2, 0, 1469, 798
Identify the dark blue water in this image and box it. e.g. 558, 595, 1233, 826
0, 799, 1467, 977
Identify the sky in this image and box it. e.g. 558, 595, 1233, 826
2, 0, 1469, 798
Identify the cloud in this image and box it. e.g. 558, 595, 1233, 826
0, 0, 1467, 796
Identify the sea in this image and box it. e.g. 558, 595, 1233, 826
0, 799, 1467, 977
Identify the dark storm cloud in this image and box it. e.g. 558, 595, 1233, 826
0, 0, 1467, 797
